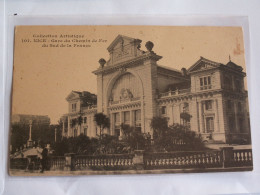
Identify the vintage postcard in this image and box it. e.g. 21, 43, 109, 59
9, 25, 252, 176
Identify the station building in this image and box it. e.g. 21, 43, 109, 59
61, 35, 250, 143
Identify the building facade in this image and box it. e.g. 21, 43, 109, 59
62, 35, 250, 143
12, 114, 50, 125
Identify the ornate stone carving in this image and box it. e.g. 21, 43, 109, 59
120, 88, 133, 100
99, 58, 106, 68
145, 41, 154, 52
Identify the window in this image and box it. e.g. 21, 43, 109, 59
134, 110, 141, 127
229, 116, 234, 132
206, 117, 214, 133
84, 117, 87, 124
124, 111, 130, 124
224, 76, 232, 90
227, 100, 233, 111
200, 76, 212, 90
183, 103, 189, 112
114, 113, 120, 125
72, 103, 77, 112
161, 106, 167, 115
205, 100, 212, 110
83, 127, 88, 136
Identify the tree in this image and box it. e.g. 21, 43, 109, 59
10, 123, 29, 153
120, 124, 134, 139
121, 124, 147, 151
150, 117, 168, 140
152, 123, 205, 152
94, 113, 110, 140
77, 115, 83, 134
71, 118, 77, 128
11, 121, 56, 153
52, 134, 100, 155
180, 112, 192, 127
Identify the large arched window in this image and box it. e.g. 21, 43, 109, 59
110, 73, 141, 102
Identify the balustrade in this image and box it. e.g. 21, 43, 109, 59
159, 88, 191, 98
144, 150, 222, 169
232, 149, 253, 167
48, 156, 66, 170
10, 148, 253, 172
74, 154, 134, 170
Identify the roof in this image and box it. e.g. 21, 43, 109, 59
226, 61, 243, 71
166, 82, 191, 92
157, 64, 182, 74
187, 56, 222, 73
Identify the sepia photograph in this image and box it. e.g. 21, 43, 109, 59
9, 25, 253, 176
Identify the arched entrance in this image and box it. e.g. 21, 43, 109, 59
105, 70, 144, 137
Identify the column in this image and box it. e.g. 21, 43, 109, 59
62, 120, 65, 137
215, 99, 220, 132
29, 120, 32, 141
234, 101, 239, 132
55, 128, 57, 142
68, 116, 71, 137
141, 97, 145, 134
197, 101, 200, 133
130, 110, 133, 127
110, 113, 114, 136
167, 105, 174, 125
27, 120, 33, 147
179, 103, 182, 124
171, 105, 174, 125
199, 101, 205, 133
243, 102, 249, 133
120, 111, 123, 138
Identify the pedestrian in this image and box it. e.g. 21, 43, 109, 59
40, 145, 48, 173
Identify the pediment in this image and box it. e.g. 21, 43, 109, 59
188, 57, 221, 73
66, 91, 80, 101
107, 35, 138, 52
106, 35, 144, 66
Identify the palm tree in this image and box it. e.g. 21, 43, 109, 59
94, 113, 110, 140
180, 112, 192, 129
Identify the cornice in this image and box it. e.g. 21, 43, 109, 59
109, 101, 141, 111
92, 52, 162, 75
157, 89, 248, 104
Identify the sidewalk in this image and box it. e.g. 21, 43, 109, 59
9, 166, 253, 177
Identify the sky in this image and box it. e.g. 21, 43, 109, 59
12, 26, 247, 124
